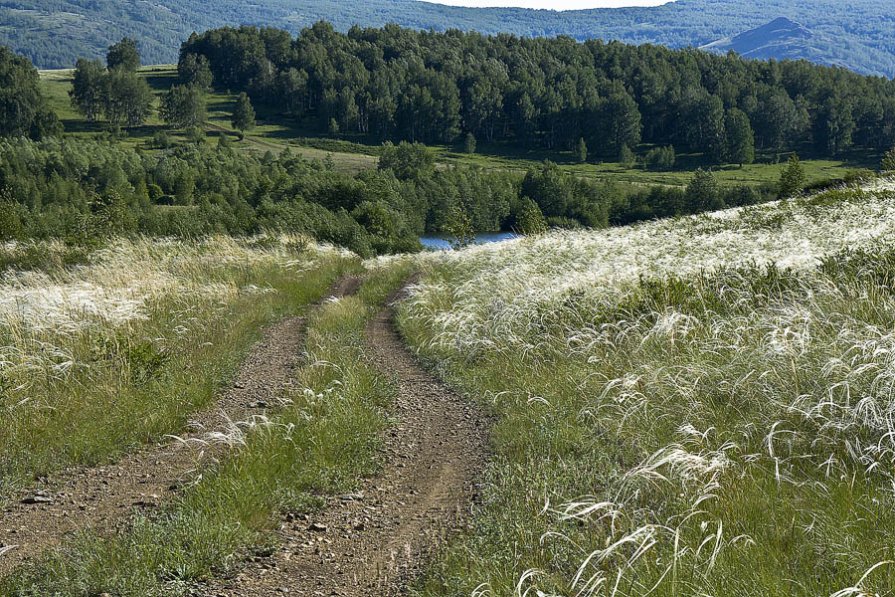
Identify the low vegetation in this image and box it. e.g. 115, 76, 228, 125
2, 256, 414, 596
3, 12, 895, 596
399, 181, 895, 595
0, 235, 347, 498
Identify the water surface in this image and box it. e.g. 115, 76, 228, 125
420, 232, 518, 251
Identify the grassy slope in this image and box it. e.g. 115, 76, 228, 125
435, 144, 873, 189
398, 186, 895, 595
0, 238, 351, 500
2, 261, 416, 596
39, 66, 378, 173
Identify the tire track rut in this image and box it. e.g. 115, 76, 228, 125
0, 278, 359, 576
199, 289, 488, 596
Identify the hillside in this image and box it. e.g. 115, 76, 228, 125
701, 17, 832, 63
400, 180, 895, 595
4, 0, 895, 76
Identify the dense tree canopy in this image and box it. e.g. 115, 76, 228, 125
71, 50, 154, 128
181, 22, 895, 162
161, 85, 207, 129
107, 37, 141, 71
103, 68, 154, 127
232, 92, 256, 132
6, 0, 895, 81
0, 47, 61, 139
179, 53, 213, 90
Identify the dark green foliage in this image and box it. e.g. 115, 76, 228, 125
618, 145, 636, 167
232, 92, 256, 132
0, 131, 788, 255
107, 37, 140, 72
443, 203, 475, 249
70, 59, 153, 127
178, 53, 213, 90
881, 147, 895, 172
185, 126, 207, 145
816, 95, 855, 156
161, 85, 207, 129
602, 83, 642, 154
378, 142, 434, 181
70, 59, 107, 122
609, 172, 771, 226
7, 0, 895, 81
576, 138, 588, 164
522, 161, 610, 228
515, 197, 547, 235
0, 137, 512, 255
0, 47, 60, 139
724, 108, 755, 166
644, 146, 676, 171
179, 22, 895, 162
463, 132, 477, 155
104, 69, 154, 127
0, 201, 25, 241
686, 168, 723, 212
151, 130, 174, 149
779, 153, 807, 197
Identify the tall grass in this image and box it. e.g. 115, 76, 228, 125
2, 259, 416, 596
0, 235, 351, 498
400, 183, 895, 595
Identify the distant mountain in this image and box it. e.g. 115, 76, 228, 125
701, 17, 839, 66
4, 0, 895, 76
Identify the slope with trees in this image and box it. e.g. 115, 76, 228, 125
4, 0, 895, 78
180, 22, 895, 164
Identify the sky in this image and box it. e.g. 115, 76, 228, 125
419, 0, 675, 9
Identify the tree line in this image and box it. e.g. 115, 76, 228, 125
179, 22, 895, 164
0, 131, 809, 254
0, 39, 852, 255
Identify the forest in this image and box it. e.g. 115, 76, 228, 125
180, 22, 895, 162
0, 32, 812, 254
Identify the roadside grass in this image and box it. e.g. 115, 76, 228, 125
399, 188, 895, 595
0, 236, 353, 500
1, 259, 417, 596
0, 239, 91, 273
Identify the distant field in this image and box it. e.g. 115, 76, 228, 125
436, 146, 873, 188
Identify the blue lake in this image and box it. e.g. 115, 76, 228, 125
419, 232, 519, 251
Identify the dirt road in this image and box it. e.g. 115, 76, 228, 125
199, 293, 488, 596
0, 278, 359, 576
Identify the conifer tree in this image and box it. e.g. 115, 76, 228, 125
232, 92, 256, 132
779, 154, 806, 198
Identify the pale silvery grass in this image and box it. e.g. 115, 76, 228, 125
0, 234, 345, 495
401, 182, 895, 595
405, 182, 895, 357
